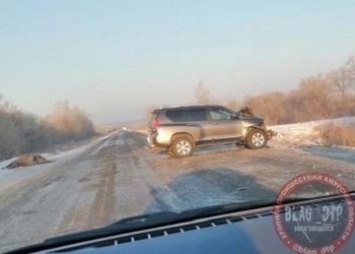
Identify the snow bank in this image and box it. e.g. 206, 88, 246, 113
270, 116, 355, 146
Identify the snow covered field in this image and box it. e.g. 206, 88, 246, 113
269, 117, 355, 163
270, 116, 355, 146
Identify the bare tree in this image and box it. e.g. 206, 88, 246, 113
345, 56, 355, 92
46, 100, 95, 140
345, 55, 355, 77
242, 75, 336, 124
0, 94, 16, 113
0, 95, 95, 160
298, 76, 333, 119
225, 99, 239, 110
194, 81, 211, 105
243, 92, 286, 125
328, 67, 354, 110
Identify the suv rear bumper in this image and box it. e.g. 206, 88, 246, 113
147, 129, 171, 148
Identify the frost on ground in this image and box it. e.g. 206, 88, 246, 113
270, 116, 355, 146
0, 130, 354, 253
0, 133, 113, 192
269, 116, 355, 163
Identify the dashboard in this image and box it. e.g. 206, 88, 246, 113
24, 195, 353, 254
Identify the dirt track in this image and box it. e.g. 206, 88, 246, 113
0, 131, 354, 252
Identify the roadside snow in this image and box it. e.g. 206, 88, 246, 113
269, 116, 355, 163
0, 134, 113, 190
0, 158, 14, 171
45, 133, 114, 161
270, 116, 355, 146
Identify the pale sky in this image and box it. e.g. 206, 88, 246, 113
1, 0, 355, 123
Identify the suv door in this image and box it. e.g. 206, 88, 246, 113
183, 108, 209, 141
205, 106, 243, 140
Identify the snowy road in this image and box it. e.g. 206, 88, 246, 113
0, 131, 355, 252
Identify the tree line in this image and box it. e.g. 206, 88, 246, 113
195, 55, 355, 125
0, 97, 95, 160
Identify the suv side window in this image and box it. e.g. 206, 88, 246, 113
208, 107, 233, 121
185, 108, 207, 122
165, 109, 184, 122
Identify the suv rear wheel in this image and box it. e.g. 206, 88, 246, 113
171, 135, 195, 157
245, 129, 267, 149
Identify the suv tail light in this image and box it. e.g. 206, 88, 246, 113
152, 118, 160, 130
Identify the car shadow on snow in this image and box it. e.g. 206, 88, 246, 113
145, 168, 276, 214
299, 145, 355, 164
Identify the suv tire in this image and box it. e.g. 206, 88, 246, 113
245, 129, 267, 149
171, 135, 195, 157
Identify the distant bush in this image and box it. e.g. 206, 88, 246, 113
317, 124, 355, 147
0, 97, 95, 160
46, 101, 95, 141
194, 55, 355, 126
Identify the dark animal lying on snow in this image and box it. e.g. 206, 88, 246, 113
5, 154, 53, 169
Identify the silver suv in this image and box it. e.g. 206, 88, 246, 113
147, 105, 273, 157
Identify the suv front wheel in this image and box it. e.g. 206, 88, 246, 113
245, 129, 267, 149
170, 135, 195, 157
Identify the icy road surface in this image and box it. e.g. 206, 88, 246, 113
0, 131, 355, 252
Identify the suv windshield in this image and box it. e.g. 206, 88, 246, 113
1, 1, 355, 253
